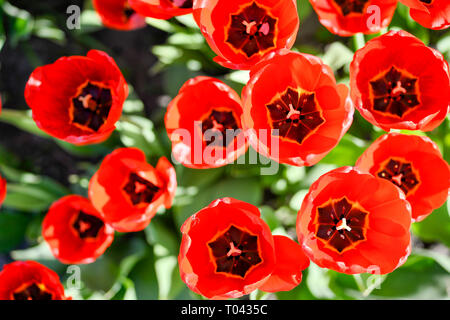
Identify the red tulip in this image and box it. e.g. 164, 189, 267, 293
399, 0, 449, 30
129, 0, 193, 20
297, 167, 412, 274
165, 76, 248, 169
0, 175, 6, 207
179, 198, 309, 299
0, 261, 68, 300
93, 0, 147, 30
309, 0, 398, 36
43, 195, 115, 264
89, 148, 177, 232
356, 133, 450, 222
193, 0, 299, 69
258, 235, 310, 293
350, 30, 449, 132
25, 50, 128, 145
242, 50, 353, 166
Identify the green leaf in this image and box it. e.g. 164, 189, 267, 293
321, 134, 367, 167
3, 183, 60, 212
297, 0, 313, 20
3, 2, 34, 46
145, 17, 178, 33
79, 257, 120, 293
174, 15, 199, 30
0, 109, 47, 138
114, 238, 148, 279
0, 211, 29, 252
329, 273, 384, 299
154, 254, 183, 299
168, 33, 205, 50
128, 251, 159, 300
284, 166, 305, 184
0, 164, 70, 197
302, 164, 338, 188
437, 32, 450, 60
173, 177, 263, 228
412, 203, 450, 247
79, 9, 103, 30
10, 242, 65, 273
368, 253, 450, 299
162, 65, 201, 97
55, 140, 110, 157
322, 42, 354, 71
116, 115, 163, 156
109, 278, 137, 300
306, 263, 337, 299
145, 218, 179, 256
226, 70, 250, 85
153, 45, 184, 65
413, 249, 450, 274
275, 270, 317, 300
33, 18, 65, 44
178, 166, 225, 189
259, 205, 280, 231
289, 190, 308, 211
25, 214, 44, 243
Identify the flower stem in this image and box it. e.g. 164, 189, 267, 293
353, 33, 366, 51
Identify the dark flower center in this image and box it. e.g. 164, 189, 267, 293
169, 0, 193, 9
208, 225, 262, 278
12, 283, 53, 300
123, 173, 160, 206
332, 0, 370, 16
226, 2, 277, 58
71, 82, 112, 132
369, 66, 420, 118
266, 87, 324, 145
201, 109, 240, 148
123, 2, 136, 20
315, 197, 368, 253
377, 158, 420, 195
72, 211, 105, 239
419, 0, 433, 4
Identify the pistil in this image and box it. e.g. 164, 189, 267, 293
78, 221, 91, 234
227, 242, 242, 257
336, 218, 351, 232
242, 21, 257, 35
78, 94, 96, 111
134, 180, 147, 193
211, 119, 224, 132
391, 81, 407, 98
286, 103, 300, 120
391, 174, 403, 185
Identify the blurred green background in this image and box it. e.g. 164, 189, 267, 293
0, 0, 448, 300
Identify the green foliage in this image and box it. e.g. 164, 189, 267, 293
412, 203, 450, 247
0, 210, 29, 253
